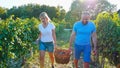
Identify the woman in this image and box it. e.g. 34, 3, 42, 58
36, 12, 56, 68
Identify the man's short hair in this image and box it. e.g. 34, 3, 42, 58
81, 11, 90, 16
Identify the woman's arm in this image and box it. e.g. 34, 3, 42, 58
52, 29, 57, 47
36, 32, 41, 44
37, 32, 41, 40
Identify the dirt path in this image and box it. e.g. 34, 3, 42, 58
22, 51, 99, 68
22, 52, 116, 68
22, 53, 74, 68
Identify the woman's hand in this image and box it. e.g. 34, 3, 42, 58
54, 42, 57, 49
35, 38, 40, 44
69, 46, 72, 52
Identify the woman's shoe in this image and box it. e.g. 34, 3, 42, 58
52, 65, 54, 68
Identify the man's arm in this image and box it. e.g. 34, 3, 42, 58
69, 31, 76, 49
92, 32, 97, 53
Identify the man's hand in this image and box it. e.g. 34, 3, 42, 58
93, 47, 97, 55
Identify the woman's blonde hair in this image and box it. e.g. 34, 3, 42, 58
39, 12, 51, 22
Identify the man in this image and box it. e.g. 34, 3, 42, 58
69, 11, 97, 68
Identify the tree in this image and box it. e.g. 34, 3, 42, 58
95, 12, 120, 66
0, 7, 7, 19
65, 0, 116, 24
56, 6, 66, 21
1, 4, 66, 20
0, 7, 6, 14
90, 0, 116, 19
117, 9, 120, 17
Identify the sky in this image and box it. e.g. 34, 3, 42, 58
0, 0, 120, 12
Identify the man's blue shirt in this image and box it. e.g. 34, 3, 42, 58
73, 21, 96, 45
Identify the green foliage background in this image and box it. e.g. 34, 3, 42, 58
0, 0, 120, 67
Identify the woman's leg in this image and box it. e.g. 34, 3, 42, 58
39, 51, 45, 68
74, 59, 79, 68
48, 52, 54, 66
47, 42, 54, 67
